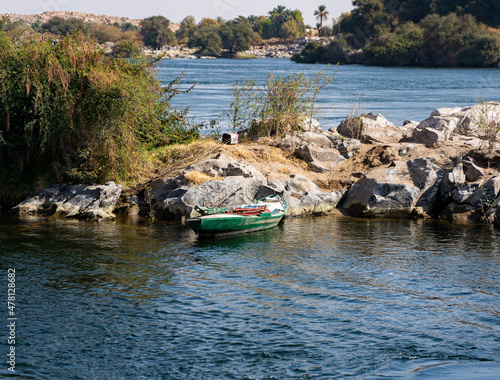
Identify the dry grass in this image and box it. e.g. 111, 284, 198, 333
224, 145, 258, 160
183, 171, 221, 186
123, 139, 222, 196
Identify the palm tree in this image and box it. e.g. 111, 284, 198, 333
314, 5, 329, 36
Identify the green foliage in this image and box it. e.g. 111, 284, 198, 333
292, 40, 350, 64
304, 4, 500, 68
364, 22, 424, 66
176, 16, 196, 43
419, 13, 500, 66
188, 25, 222, 56
140, 16, 177, 49
228, 66, 336, 137
90, 22, 122, 44
339, 0, 387, 48
220, 22, 255, 53
263, 5, 305, 39
0, 30, 199, 200
41, 17, 88, 36
112, 39, 143, 58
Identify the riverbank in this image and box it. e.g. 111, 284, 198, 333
10, 101, 500, 227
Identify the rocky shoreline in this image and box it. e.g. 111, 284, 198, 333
11, 102, 500, 227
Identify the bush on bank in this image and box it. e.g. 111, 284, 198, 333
0, 29, 199, 206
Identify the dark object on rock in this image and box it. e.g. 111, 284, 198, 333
222, 133, 239, 144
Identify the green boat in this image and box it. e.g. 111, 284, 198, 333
185, 194, 287, 237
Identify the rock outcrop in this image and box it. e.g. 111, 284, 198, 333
337, 113, 409, 144
340, 161, 421, 217
11, 102, 500, 226
12, 182, 122, 220
407, 102, 500, 146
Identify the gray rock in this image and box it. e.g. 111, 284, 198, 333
12, 182, 122, 220
455, 101, 500, 139
452, 183, 481, 204
294, 144, 345, 172
398, 144, 416, 156
417, 116, 459, 140
286, 190, 345, 216
407, 157, 444, 213
468, 176, 500, 208
430, 107, 462, 117
155, 176, 264, 218
407, 125, 447, 146
340, 161, 421, 217
463, 157, 484, 182
335, 138, 361, 159
440, 202, 478, 222
183, 154, 266, 183
284, 174, 323, 196
337, 113, 404, 144
297, 116, 323, 133
440, 156, 466, 203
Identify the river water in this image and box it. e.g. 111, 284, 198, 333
2, 60, 500, 379
157, 58, 500, 130
1, 214, 500, 379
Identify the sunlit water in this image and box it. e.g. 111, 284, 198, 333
157, 58, 499, 131
1, 215, 500, 379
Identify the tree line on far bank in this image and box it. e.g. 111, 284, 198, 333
292, 0, 500, 67
1, 5, 309, 58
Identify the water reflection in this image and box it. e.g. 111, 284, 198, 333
1, 214, 499, 379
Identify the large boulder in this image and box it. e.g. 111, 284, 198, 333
336, 113, 404, 144
286, 190, 345, 216
284, 174, 323, 196
12, 182, 122, 220
154, 176, 264, 218
439, 156, 466, 204
408, 102, 500, 146
462, 157, 484, 182
455, 101, 500, 140
407, 157, 444, 214
183, 153, 266, 183
294, 144, 345, 173
277, 132, 333, 151
406, 126, 447, 147
340, 161, 421, 217
468, 176, 500, 208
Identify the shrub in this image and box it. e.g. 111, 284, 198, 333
0, 30, 199, 204
228, 66, 335, 137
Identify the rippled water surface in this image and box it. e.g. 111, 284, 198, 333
1, 215, 500, 379
157, 59, 499, 129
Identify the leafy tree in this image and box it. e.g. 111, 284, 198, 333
265, 6, 305, 39
198, 18, 218, 28
188, 25, 222, 56
0, 31, 199, 201
364, 22, 424, 65
41, 17, 88, 36
419, 13, 500, 66
314, 5, 329, 36
140, 16, 176, 49
339, 0, 388, 48
219, 22, 254, 54
292, 40, 350, 64
121, 22, 139, 32
90, 23, 122, 43
280, 19, 301, 40
112, 39, 143, 58
176, 15, 196, 42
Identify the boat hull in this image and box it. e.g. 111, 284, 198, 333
186, 211, 285, 237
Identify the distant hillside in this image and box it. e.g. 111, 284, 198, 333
0, 11, 180, 32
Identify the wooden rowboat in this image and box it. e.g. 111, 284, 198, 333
185, 194, 287, 237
